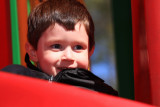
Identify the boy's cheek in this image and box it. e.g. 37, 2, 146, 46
77, 56, 89, 69
37, 52, 59, 63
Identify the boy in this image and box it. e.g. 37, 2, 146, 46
2, 0, 118, 96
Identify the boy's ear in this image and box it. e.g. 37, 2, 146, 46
25, 42, 38, 62
89, 46, 95, 57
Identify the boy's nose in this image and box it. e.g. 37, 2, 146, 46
61, 47, 74, 61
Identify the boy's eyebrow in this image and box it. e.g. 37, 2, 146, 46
46, 39, 88, 46
45, 40, 62, 45
72, 41, 88, 47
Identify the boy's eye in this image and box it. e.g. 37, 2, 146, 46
74, 45, 83, 50
51, 44, 62, 49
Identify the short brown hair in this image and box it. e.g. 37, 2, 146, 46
27, 0, 95, 52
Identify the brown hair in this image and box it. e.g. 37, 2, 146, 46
26, 0, 95, 69
27, 0, 94, 51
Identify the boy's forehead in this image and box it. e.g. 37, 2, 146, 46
75, 23, 84, 31
41, 23, 88, 41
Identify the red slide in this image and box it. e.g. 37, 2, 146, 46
0, 71, 154, 107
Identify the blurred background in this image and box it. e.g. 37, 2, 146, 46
85, 0, 118, 90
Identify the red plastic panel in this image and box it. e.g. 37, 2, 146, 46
0, 0, 12, 69
131, 0, 152, 104
0, 72, 154, 107
132, 0, 160, 106
144, 0, 160, 105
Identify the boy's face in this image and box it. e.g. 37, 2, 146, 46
32, 23, 90, 76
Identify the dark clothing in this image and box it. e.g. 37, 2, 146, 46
1, 64, 50, 80
1, 64, 118, 96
